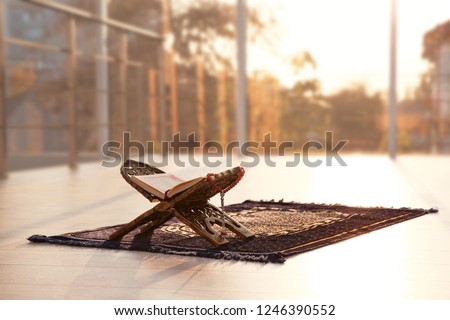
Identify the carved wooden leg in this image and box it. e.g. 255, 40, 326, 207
174, 203, 255, 247
135, 208, 176, 236
109, 199, 254, 247
109, 201, 175, 240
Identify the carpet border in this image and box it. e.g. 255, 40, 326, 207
27, 234, 286, 263
279, 209, 432, 256
27, 201, 438, 263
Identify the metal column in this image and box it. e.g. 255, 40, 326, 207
0, 0, 7, 177
388, 0, 397, 159
67, 17, 78, 169
236, 0, 247, 143
118, 33, 128, 134
96, 0, 109, 152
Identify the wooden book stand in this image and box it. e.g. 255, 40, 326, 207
109, 160, 254, 247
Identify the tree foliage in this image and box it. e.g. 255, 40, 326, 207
289, 51, 317, 74
326, 85, 384, 150
280, 51, 326, 143
171, 0, 272, 71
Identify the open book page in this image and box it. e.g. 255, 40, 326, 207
130, 166, 243, 200
165, 177, 204, 198
130, 174, 204, 199
130, 174, 185, 199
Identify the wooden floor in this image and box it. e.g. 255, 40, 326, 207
1, 155, 449, 299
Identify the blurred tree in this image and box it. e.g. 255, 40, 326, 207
422, 20, 450, 152
280, 51, 327, 144
106, 0, 273, 72
392, 71, 435, 152
414, 71, 436, 151
326, 85, 384, 151
289, 51, 317, 73
170, 0, 273, 72
169, 0, 275, 141
422, 20, 450, 62
248, 71, 282, 141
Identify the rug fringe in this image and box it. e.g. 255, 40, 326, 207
27, 235, 285, 263
240, 199, 439, 213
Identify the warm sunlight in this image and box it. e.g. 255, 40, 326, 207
247, 0, 450, 96
2, 0, 450, 311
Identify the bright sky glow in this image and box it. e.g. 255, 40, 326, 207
247, 0, 450, 97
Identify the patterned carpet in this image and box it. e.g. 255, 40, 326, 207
28, 200, 437, 263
